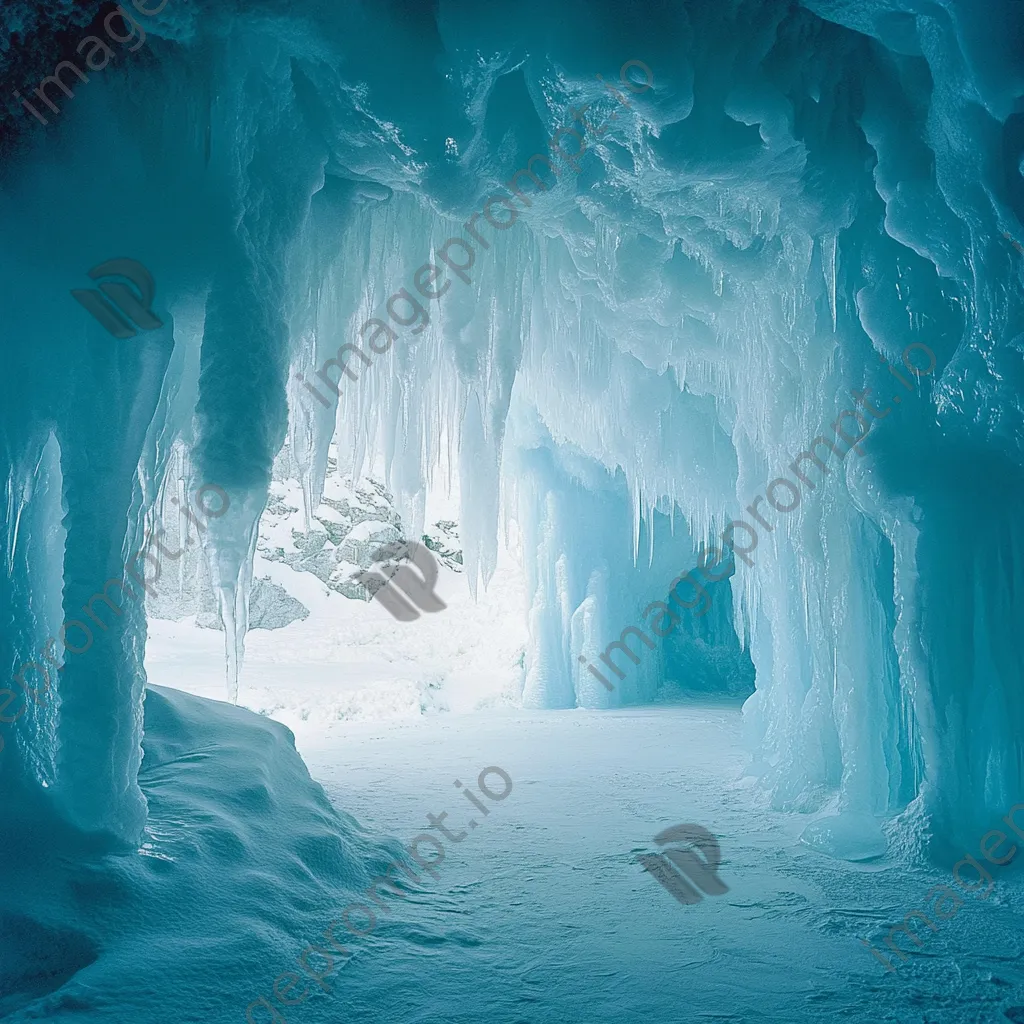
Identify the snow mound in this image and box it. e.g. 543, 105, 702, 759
0, 685, 414, 1023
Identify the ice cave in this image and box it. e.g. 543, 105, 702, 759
1, 0, 1024, 1020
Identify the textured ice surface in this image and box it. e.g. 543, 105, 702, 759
4, 0, 1014, 845
2, 0, 1024, 1018
800, 811, 889, 862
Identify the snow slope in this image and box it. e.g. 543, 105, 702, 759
9, 688, 1022, 1023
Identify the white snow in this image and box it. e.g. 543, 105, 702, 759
145, 541, 528, 729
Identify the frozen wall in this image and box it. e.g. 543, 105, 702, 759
0, 0, 1022, 852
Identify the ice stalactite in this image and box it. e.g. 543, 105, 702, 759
201, 494, 261, 704
189, 30, 331, 699
51, 322, 175, 841
1, 0, 1022, 857
289, 341, 328, 536
0, 431, 65, 798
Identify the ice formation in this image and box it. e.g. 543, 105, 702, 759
1, 0, 1022, 921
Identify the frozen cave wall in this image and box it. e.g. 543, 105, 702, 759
0, 0, 1022, 852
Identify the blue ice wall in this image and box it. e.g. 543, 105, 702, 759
0, 0, 1022, 852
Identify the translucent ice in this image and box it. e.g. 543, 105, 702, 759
1, 0, 1022, 859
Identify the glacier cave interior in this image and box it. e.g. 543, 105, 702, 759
2, 0, 1024, 1021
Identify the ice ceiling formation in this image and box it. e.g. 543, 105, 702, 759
0, 0, 1022, 860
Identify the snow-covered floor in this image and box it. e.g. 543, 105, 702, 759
145, 531, 1024, 1023
148, 628, 1024, 1024
288, 706, 1024, 1024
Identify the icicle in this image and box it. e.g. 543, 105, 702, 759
823, 231, 837, 332
648, 496, 656, 568
632, 475, 641, 567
